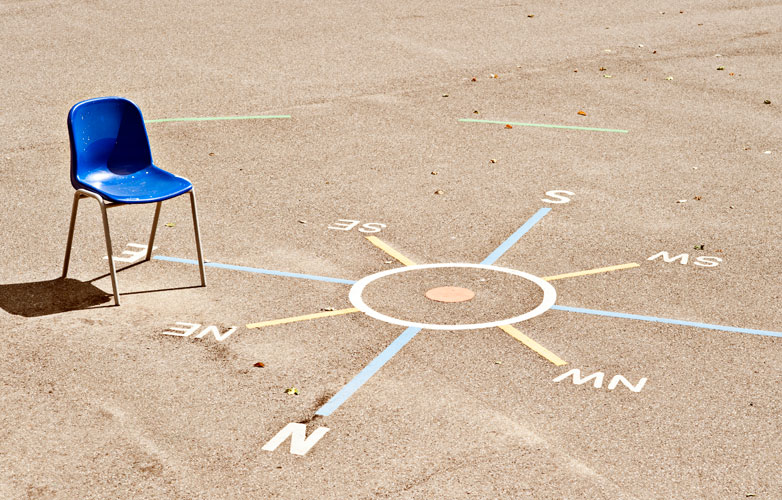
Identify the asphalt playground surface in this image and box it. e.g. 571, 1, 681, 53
1, 1, 781, 498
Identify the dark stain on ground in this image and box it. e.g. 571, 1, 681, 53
204, 342, 237, 362
297, 393, 333, 424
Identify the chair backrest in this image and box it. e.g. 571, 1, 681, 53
68, 97, 153, 189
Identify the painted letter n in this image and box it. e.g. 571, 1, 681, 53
262, 423, 330, 456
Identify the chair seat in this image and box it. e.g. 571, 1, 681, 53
76, 164, 193, 203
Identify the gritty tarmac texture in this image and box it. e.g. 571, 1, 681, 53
1, 1, 781, 499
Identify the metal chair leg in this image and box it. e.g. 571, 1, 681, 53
97, 199, 121, 305
62, 192, 81, 278
189, 189, 207, 287
146, 202, 162, 260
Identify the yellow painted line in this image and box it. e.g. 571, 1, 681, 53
365, 236, 416, 266
497, 324, 567, 366
542, 262, 639, 282
247, 308, 360, 329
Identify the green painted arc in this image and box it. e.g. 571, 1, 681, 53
459, 118, 629, 133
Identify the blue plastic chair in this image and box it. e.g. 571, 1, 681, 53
62, 97, 206, 305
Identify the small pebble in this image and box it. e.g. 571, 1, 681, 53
434, 190, 444, 195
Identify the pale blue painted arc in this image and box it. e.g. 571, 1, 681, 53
145, 115, 292, 123
315, 326, 422, 416
551, 305, 782, 338
153, 255, 355, 285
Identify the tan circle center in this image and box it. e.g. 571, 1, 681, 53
424, 286, 475, 303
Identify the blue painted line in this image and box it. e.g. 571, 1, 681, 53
316, 326, 422, 416
153, 256, 355, 285
551, 305, 782, 338
481, 208, 551, 265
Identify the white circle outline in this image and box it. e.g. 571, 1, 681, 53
348, 263, 556, 331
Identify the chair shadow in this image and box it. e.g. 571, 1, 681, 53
0, 278, 113, 317
1, 259, 205, 316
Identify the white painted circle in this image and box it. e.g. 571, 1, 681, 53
348, 263, 556, 331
